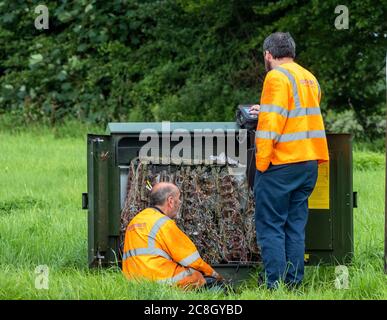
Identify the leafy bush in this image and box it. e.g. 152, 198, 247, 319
324, 109, 364, 138
324, 109, 386, 142
0, 0, 385, 141
353, 151, 385, 171
354, 139, 385, 154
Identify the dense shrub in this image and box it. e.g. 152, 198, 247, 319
0, 0, 385, 140
353, 151, 385, 171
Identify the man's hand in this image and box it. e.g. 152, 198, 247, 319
249, 104, 260, 116
212, 271, 224, 282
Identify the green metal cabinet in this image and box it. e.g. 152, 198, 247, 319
84, 122, 355, 282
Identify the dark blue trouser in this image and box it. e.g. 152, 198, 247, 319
253, 160, 318, 289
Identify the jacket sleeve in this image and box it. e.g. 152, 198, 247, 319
158, 220, 216, 277
256, 70, 289, 172
317, 79, 321, 104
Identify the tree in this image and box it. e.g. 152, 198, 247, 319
0, 0, 385, 138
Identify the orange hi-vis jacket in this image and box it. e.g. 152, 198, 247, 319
255, 62, 329, 172
122, 207, 216, 287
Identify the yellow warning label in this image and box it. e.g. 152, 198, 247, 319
308, 161, 330, 209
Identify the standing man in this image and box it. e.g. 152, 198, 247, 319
249, 32, 329, 289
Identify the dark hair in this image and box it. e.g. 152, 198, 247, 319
263, 32, 296, 59
149, 185, 176, 206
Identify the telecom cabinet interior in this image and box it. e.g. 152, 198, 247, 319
85, 122, 355, 282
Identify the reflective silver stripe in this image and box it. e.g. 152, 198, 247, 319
288, 107, 321, 118
256, 130, 326, 143
261, 104, 321, 118
148, 216, 170, 248
157, 268, 195, 284
277, 130, 326, 143
122, 247, 171, 261
255, 131, 280, 141
178, 251, 201, 267
260, 104, 288, 117
275, 66, 301, 109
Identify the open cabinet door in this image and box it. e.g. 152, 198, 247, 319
87, 134, 112, 267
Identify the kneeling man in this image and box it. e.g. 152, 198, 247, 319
122, 182, 222, 289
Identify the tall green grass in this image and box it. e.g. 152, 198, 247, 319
0, 125, 386, 299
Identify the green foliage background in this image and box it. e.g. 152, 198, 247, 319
0, 0, 386, 139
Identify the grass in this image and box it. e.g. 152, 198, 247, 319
0, 122, 386, 300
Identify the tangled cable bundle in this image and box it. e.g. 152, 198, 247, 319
218, 171, 247, 262
177, 166, 223, 264
120, 160, 260, 264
